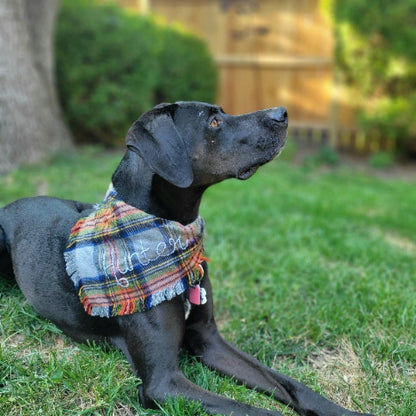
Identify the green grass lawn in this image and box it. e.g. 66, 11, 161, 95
1, 147, 415, 416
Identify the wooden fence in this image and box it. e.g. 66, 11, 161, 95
115, 0, 388, 153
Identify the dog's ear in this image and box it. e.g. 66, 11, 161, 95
126, 106, 194, 188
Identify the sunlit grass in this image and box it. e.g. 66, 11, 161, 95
1, 147, 415, 415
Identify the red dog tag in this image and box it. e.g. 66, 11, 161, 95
189, 285, 201, 305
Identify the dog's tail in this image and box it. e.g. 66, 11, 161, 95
0, 209, 15, 282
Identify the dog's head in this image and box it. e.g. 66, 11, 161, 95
126, 101, 288, 188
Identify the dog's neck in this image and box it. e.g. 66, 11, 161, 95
111, 150, 206, 224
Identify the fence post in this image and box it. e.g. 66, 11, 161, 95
329, 75, 339, 150
139, 0, 150, 14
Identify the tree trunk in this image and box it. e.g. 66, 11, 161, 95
0, 0, 73, 174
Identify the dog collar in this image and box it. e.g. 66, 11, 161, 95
64, 184, 207, 318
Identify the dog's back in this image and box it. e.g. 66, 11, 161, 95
0, 196, 94, 296
0, 209, 14, 281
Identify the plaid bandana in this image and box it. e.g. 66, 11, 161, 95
64, 184, 206, 318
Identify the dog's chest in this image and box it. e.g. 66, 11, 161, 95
64, 185, 207, 318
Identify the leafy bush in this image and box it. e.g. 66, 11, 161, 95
326, 0, 416, 156
55, 0, 218, 145
368, 151, 395, 169
154, 25, 218, 104
302, 145, 340, 169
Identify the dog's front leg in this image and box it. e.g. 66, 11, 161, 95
185, 276, 373, 416
112, 297, 284, 416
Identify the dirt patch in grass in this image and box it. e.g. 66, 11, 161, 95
384, 232, 416, 255
307, 340, 368, 410
308, 340, 416, 414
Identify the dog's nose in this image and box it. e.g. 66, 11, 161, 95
268, 107, 288, 125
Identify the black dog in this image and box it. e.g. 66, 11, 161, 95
0, 102, 372, 416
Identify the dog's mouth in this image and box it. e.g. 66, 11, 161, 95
237, 165, 260, 180
237, 141, 285, 181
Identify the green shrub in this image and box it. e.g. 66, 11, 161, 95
55, 0, 218, 145
303, 145, 340, 168
326, 0, 416, 156
55, 0, 159, 145
154, 25, 218, 104
368, 151, 395, 169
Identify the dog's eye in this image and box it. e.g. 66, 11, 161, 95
209, 116, 221, 129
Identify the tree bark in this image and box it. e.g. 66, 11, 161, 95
0, 0, 73, 174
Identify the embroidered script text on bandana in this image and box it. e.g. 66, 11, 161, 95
64, 185, 206, 318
